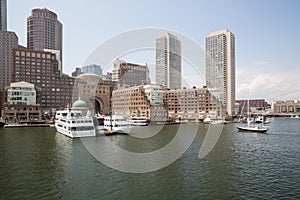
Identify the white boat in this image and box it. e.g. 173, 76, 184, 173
55, 108, 96, 138
204, 118, 227, 124
104, 115, 131, 134
203, 117, 212, 124
95, 114, 106, 131
237, 99, 269, 133
129, 116, 148, 126
4, 123, 22, 128
237, 124, 269, 133
255, 116, 270, 124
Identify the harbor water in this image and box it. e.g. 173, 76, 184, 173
0, 118, 300, 199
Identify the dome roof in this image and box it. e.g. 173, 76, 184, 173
72, 99, 87, 109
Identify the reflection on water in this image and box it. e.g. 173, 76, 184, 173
0, 119, 300, 199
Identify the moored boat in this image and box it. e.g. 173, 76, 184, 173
129, 116, 148, 126
4, 123, 22, 128
104, 115, 131, 134
237, 99, 269, 133
55, 100, 96, 138
237, 124, 269, 133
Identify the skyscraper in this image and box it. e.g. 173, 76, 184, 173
27, 8, 63, 61
0, 30, 18, 90
205, 29, 236, 115
156, 33, 182, 89
0, 0, 7, 30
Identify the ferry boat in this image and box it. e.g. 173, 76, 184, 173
104, 115, 131, 134
55, 100, 96, 138
129, 116, 148, 126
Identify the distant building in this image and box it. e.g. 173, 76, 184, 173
0, 30, 18, 90
236, 99, 269, 113
72, 67, 82, 77
156, 33, 182, 89
2, 81, 42, 122
272, 100, 300, 114
27, 8, 63, 61
72, 64, 103, 77
206, 29, 236, 115
82, 64, 102, 76
73, 73, 111, 115
12, 48, 74, 115
165, 86, 224, 120
112, 84, 224, 121
112, 59, 150, 87
112, 84, 168, 122
0, 0, 7, 30
7, 82, 37, 105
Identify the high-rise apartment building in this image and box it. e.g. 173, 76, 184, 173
0, 30, 18, 90
206, 29, 236, 115
27, 8, 63, 61
156, 33, 182, 89
0, 0, 7, 30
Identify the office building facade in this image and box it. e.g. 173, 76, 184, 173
27, 8, 63, 61
206, 29, 236, 115
112, 59, 150, 87
12, 48, 74, 114
2, 81, 42, 122
0, 0, 7, 30
112, 84, 168, 121
156, 33, 182, 89
0, 30, 18, 90
82, 64, 102, 76
165, 86, 224, 120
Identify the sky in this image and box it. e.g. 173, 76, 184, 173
7, 0, 300, 102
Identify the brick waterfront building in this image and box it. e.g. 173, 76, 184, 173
12, 48, 74, 115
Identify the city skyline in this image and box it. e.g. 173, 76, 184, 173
6, 0, 300, 102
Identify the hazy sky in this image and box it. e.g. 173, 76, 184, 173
8, 0, 300, 102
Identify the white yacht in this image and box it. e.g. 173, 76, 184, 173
255, 116, 270, 124
129, 116, 148, 126
55, 100, 96, 138
237, 100, 269, 133
104, 115, 131, 134
203, 117, 227, 124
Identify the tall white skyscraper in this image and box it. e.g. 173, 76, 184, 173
156, 33, 181, 89
206, 29, 236, 115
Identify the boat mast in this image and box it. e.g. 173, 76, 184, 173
247, 98, 250, 127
